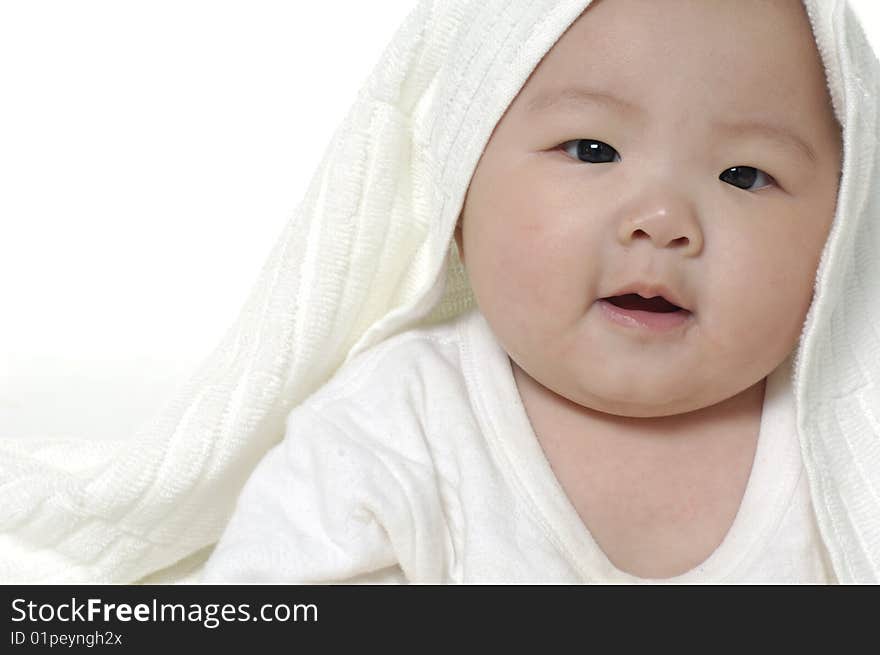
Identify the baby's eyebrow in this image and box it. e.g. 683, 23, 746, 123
525, 86, 817, 164
713, 119, 816, 164
525, 86, 643, 117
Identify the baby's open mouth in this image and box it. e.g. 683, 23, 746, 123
603, 293, 682, 313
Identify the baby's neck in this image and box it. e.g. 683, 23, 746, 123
511, 360, 767, 578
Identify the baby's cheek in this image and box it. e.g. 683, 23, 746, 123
492, 240, 553, 309
712, 274, 808, 368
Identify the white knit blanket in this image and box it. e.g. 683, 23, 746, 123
1, 0, 878, 584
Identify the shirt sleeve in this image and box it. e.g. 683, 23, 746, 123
199, 403, 412, 584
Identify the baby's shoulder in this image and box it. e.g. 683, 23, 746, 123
279, 312, 482, 474
308, 317, 467, 411
290, 312, 476, 453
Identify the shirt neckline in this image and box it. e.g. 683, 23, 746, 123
458, 306, 803, 583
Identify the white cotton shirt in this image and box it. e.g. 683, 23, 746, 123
201, 307, 837, 584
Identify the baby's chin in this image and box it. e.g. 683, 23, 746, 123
513, 350, 724, 418
569, 391, 712, 419
553, 374, 732, 419
577, 397, 713, 420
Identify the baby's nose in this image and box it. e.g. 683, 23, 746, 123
617, 206, 704, 257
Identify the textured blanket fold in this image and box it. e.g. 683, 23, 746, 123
2, 0, 878, 583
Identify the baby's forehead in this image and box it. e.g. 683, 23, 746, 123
522, 0, 835, 132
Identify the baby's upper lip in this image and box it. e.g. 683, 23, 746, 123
602, 281, 692, 312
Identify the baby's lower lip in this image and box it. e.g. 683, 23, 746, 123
597, 298, 693, 332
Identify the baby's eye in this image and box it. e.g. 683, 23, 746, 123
561, 139, 621, 164
719, 166, 776, 192
561, 140, 777, 193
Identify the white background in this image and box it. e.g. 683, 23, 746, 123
1, 1, 878, 441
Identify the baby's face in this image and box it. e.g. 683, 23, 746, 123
455, 0, 842, 418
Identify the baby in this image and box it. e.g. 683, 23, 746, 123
199, 0, 856, 583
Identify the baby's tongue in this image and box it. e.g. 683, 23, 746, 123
607, 293, 680, 313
